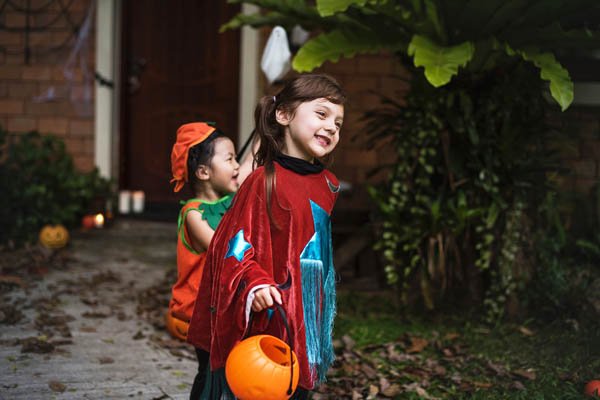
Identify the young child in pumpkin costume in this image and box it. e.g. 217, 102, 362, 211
187, 74, 346, 399
166, 122, 241, 398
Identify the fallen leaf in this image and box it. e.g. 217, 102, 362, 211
518, 326, 535, 336
443, 332, 460, 341
381, 383, 402, 397
48, 380, 66, 392
80, 325, 97, 333
407, 336, 429, 353
513, 368, 536, 380
342, 334, 356, 350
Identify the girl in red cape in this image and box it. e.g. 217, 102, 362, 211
187, 74, 346, 399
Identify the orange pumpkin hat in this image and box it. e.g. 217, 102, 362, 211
170, 122, 216, 192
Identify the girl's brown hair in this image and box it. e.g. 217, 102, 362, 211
253, 74, 347, 222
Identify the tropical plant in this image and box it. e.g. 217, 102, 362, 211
224, 0, 600, 111
222, 0, 600, 316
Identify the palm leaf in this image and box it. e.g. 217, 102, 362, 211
408, 35, 474, 87
292, 28, 405, 72
518, 49, 573, 111
316, 0, 369, 17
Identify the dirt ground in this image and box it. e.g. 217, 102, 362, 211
0, 219, 198, 400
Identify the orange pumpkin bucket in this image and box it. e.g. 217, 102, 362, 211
164, 311, 189, 341
225, 305, 299, 400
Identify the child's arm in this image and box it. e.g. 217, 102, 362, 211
185, 209, 214, 252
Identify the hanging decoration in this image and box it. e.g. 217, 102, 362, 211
0, 0, 96, 116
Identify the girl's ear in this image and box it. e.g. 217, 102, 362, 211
195, 165, 210, 181
275, 108, 291, 126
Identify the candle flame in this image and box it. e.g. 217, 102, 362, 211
94, 213, 105, 228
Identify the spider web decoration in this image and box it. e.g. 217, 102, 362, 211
0, 0, 96, 116
0, 0, 93, 63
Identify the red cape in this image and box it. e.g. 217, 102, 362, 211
187, 162, 339, 390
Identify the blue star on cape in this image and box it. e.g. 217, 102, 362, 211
224, 229, 252, 262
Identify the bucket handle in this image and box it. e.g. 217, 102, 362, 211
244, 303, 295, 396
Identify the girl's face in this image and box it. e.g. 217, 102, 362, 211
277, 98, 344, 162
203, 138, 240, 196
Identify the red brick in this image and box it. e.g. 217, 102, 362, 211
573, 178, 598, 193
3, 12, 26, 28
343, 76, 379, 94
343, 149, 378, 168
0, 32, 22, 46
38, 117, 69, 135
391, 61, 413, 80
33, 13, 68, 29
25, 100, 73, 116
69, 119, 93, 136
571, 160, 596, 178
54, 66, 83, 82
73, 155, 95, 173
71, 85, 92, 101
0, 65, 22, 79
3, 53, 25, 65
21, 66, 53, 80
379, 77, 411, 99
8, 117, 36, 132
64, 137, 87, 153
318, 57, 358, 75
580, 140, 600, 158
28, 32, 54, 47
8, 82, 39, 99
0, 99, 24, 114
357, 54, 393, 75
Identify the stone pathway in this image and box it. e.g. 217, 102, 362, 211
0, 220, 197, 400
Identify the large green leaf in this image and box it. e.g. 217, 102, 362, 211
292, 28, 405, 72
316, 0, 369, 17
408, 35, 474, 87
518, 50, 573, 111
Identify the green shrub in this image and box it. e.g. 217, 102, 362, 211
0, 126, 111, 247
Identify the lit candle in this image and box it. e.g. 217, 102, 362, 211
94, 213, 105, 228
119, 190, 131, 214
132, 191, 145, 214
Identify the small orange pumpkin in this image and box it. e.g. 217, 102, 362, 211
165, 311, 188, 341
225, 334, 299, 400
39, 224, 69, 249
585, 380, 600, 398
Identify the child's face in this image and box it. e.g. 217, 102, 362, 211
206, 138, 240, 195
277, 98, 344, 162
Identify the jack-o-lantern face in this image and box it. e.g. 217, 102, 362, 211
39, 225, 69, 249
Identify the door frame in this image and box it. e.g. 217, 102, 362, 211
94, 1, 259, 184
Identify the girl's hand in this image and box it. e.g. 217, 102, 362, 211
251, 286, 282, 312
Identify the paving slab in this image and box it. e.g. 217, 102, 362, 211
0, 219, 197, 400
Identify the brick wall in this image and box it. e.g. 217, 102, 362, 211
0, 0, 96, 172
561, 107, 600, 194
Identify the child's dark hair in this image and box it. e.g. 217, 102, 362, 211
253, 74, 346, 222
187, 129, 227, 192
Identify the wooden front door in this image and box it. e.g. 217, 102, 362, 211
120, 1, 240, 218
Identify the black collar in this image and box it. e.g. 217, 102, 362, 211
274, 153, 324, 175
